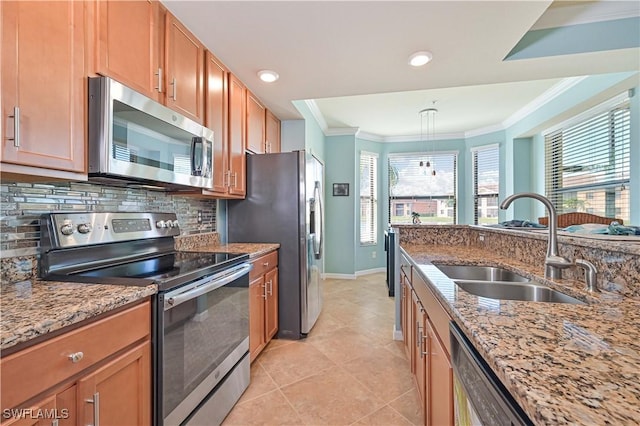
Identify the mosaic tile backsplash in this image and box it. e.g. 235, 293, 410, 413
0, 181, 217, 259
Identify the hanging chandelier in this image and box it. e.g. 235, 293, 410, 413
418, 105, 438, 176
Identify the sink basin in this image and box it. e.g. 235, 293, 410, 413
434, 264, 530, 282
454, 280, 585, 304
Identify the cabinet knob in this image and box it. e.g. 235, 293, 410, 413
68, 351, 84, 363
263, 262, 269, 267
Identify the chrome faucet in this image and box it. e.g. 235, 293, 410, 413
499, 192, 572, 280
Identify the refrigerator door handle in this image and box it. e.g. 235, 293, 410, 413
313, 181, 323, 258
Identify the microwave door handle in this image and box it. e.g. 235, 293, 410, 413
191, 137, 203, 176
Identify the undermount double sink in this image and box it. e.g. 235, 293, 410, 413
433, 264, 585, 305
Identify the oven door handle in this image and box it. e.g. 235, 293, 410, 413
164, 263, 252, 311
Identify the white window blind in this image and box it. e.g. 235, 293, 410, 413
472, 145, 499, 225
545, 101, 630, 223
388, 152, 457, 224
360, 152, 378, 245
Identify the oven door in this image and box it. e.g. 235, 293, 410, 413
158, 263, 251, 425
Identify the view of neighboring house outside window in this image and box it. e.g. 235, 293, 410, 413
472, 144, 499, 225
545, 94, 631, 224
388, 152, 457, 225
360, 151, 378, 245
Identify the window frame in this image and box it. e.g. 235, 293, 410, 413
388, 150, 458, 225
359, 151, 378, 246
471, 144, 500, 225
543, 93, 630, 223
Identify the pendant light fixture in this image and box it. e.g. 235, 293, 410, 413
418, 104, 438, 176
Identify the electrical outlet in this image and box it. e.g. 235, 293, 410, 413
197, 210, 203, 224
372, 251, 376, 259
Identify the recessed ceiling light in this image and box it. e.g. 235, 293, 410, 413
257, 70, 279, 83
408, 51, 433, 67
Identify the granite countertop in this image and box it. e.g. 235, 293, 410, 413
0, 241, 278, 354
402, 243, 640, 425
189, 242, 280, 259
0, 280, 156, 353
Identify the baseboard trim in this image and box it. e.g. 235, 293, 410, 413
323, 268, 386, 280
393, 328, 403, 341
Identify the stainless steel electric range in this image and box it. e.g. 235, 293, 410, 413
39, 212, 251, 426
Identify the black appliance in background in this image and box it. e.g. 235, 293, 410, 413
384, 227, 396, 297
39, 212, 252, 426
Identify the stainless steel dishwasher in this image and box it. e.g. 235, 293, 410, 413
450, 322, 533, 426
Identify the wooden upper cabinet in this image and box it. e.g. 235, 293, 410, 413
228, 73, 246, 197
246, 91, 266, 154
164, 12, 204, 124
205, 52, 229, 194
93, 0, 162, 101
1, 1, 86, 176
265, 109, 281, 153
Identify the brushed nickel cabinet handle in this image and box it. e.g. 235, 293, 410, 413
422, 333, 429, 356
267, 279, 273, 296
171, 77, 177, 101
155, 68, 163, 93
232, 172, 238, 188
68, 351, 84, 363
85, 392, 100, 426
8, 107, 20, 147
262, 283, 267, 300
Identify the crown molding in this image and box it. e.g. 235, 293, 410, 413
303, 99, 328, 133
325, 127, 360, 137
464, 123, 506, 139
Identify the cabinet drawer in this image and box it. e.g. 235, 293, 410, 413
250, 251, 278, 279
1, 301, 150, 410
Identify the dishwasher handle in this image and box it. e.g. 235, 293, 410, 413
164, 263, 252, 310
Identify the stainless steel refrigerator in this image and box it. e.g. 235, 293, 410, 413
228, 151, 324, 339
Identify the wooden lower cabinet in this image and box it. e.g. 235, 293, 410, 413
248, 251, 279, 362
0, 301, 151, 426
78, 341, 151, 426
427, 320, 453, 426
401, 256, 454, 426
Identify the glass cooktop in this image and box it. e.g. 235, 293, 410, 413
65, 251, 248, 291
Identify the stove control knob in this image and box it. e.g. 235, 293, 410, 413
156, 220, 167, 229
77, 223, 92, 234
60, 224, 74, 236
172, 220, 180, 229
166, 221, 174, 228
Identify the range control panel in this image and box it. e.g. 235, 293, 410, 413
43, 212, 181, 248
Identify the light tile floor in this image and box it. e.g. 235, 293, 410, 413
223, 273, 423, 426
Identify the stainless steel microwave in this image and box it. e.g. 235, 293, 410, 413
88, 77, 213, 189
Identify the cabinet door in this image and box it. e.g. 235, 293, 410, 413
78, 342, 151, 426
265, 109, 281, 153
265, 267, 279, 341
227, 73, 246, 197
245, 91, 266, 154
427, 320, 453, 426
413, 298, 427, 417
1, 1, 85, 174
249, 276, 267, 362
94, 0, 161, 100
205, 52, 229, 194
164, 12, 204, 123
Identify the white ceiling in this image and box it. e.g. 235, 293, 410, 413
162, 1, 640, 140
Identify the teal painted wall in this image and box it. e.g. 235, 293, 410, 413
324, 134, 357, 275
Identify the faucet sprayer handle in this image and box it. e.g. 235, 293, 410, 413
575, 259, 599, 293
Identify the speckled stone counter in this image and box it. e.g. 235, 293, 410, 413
402, 243, 640, 425
1, 233, 277, 355
0, 280, 155, 353
175, 232, 279, 258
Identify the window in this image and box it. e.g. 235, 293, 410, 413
545, 97, 630, 223
360, 151, 378, 245
388, 152, 457, 224
472, 145, 499, 225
